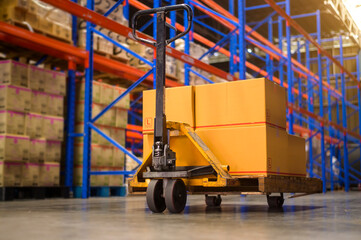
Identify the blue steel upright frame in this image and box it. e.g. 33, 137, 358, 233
79, 0, 153, 198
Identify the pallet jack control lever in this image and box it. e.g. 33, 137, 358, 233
132, 4, 193, 171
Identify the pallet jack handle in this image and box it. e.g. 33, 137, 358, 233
132, 4, 193, 171
132, 4, 193, 46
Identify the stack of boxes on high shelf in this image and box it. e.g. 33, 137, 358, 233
77, 0, 154, 72
78, 0, 130, 60
143, 78, 306, 178
0, 60, 65, 187
0, 0, 72, 42
74, 80, 129, 187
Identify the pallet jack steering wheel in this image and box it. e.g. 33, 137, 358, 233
132, 5, 193, 213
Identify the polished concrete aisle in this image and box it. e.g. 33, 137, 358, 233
0, 192, 360, 240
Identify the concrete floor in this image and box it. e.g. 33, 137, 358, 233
0, 192, 360, 240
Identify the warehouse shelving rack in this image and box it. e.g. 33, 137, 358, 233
183, 0, 361, 192
0, 0, 360, 197
35, 0, 241, 198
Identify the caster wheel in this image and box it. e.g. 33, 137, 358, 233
205, 195, 222, 207
267, 193, 284, 209
146, 179, 166, 213
165, 179, 187, 213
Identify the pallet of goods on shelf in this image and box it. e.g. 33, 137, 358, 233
73, 80, 129, 187
77, 0, 129, 62
0, 59, 65, 187
174, 39, 221, 85
0, 0, 72, 43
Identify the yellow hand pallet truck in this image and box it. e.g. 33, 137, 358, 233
130, 4, 322, 213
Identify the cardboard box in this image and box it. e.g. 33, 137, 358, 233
0, 85, 31, 112
28, 0, 47, 16
109, 168, 124, 186
287, 134, 307, 176
21, 162, 39, 186
38, 18, 53, 34
100, 83, 114, 105
74, 123, 103, 144
195, 78, 286, 128
30, 90, 48, 114
78, 29, 98, 50
0, 161, 22, 186
143, 124, 306, 177
0, 110, 25, 135
0, 7, 26, 23
0, 0, 28, 9
47, 94, 64, 116
25, 113, 43, 138
114, 43, 128, 60
76, 80, 101, 103
109, 127, 125, 147
115, 108, 128, 129
97, 125, 111, 146
90, 166, 110, 186
45, 140, 62, 163
102, 107, 116, 127
25, 11, 39, 29
44, 70, 66, 96
29, 138, 46, 163
128, 42, 153, 69
143, 86, 194, 133
54, 71, 66, 96
42, 115, 64, 141
73, 165, 109, 186
39, 162, 60, 186
0, 60, 28, 87
74, 143, 113, 167
76, 101, 105, 125
98, 38, 113, 55
113, 147, 125, 167
0, 134, 29, 161
113, 86, 130, 109
28, 65, 45, 91
92, 144, 113, 167
74, 143, 100, 165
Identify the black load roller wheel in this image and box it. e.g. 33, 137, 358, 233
205, 195, 222, 207
165, 179, 187, 213
267, 193, 284, 209
146, 179, 166, 213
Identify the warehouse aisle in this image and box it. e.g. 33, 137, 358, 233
0, 192, 360, 240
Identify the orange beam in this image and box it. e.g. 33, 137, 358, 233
0, 21, 181, 87
41, 0, 237, 82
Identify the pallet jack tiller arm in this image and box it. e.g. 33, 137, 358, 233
132, 4, 193, 171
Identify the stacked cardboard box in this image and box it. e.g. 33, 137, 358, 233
74, 80, 129, 186
142, 78, 307, 179
0, 0, 72, 42
0, 60, 65, 187
78, 0, 129, 58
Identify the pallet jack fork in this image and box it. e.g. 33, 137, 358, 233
130, 4, 322, 214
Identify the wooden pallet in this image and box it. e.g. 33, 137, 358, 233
7, 20, 73, 44
94, 49, 129, 64
130, 175, 322, 195
166, 72, 180, 82
0, 186, 70, 201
